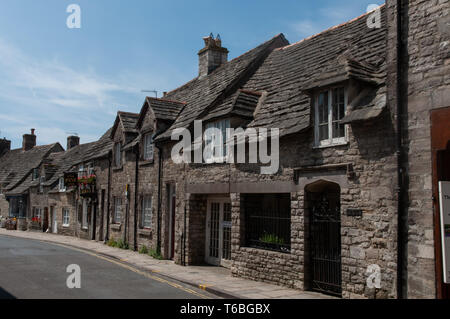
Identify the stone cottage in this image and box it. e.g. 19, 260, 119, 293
0, 129, 63, 226
1, 0, 448, 300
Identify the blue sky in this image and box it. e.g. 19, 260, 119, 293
0, 0, 384, 149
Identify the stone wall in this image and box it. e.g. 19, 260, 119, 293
386, 0, 450, 298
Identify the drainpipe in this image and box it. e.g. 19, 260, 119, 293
155, 142, 163, 255
133, 143, 139, 251
105, 151, 112, 242
396, 0, 405, 300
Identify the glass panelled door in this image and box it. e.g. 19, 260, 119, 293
206, 199, 232, 268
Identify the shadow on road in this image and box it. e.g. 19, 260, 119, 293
0, 287, 16, 299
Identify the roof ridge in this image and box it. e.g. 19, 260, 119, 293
147, 97, 187, 105
118, 111, 140, 117
277, 4, 386, 51
164, 33, 287, 97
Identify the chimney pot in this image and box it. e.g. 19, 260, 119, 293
198, 33, 228, 78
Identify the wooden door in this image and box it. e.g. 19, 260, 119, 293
431, 106, 450, 299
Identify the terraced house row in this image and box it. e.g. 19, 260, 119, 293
1, 1, 449, 299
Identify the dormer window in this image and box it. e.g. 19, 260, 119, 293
143, 133, 154, 161
32, 168, 39, 181
204, 119, 231, 163
114, 142, 122, 167
59, 177, 66, 192
314, 87, 347, 147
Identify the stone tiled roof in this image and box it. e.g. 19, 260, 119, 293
146, 97, 185, 122
111, 111, 140, 138
0, 143, 64, 195
202, 89, 263, 122
155, 33, 289, 140
44, 127, 113, 189
239, 6, 387, 137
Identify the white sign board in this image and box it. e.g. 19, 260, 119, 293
439, 182, 450, 284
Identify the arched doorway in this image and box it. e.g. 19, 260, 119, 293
305, 180, 342, 297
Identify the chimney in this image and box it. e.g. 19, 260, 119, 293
0, 138, 11, 156
67, 135, 80, 150
198, 33, 228, 79
22, 128, 36, 151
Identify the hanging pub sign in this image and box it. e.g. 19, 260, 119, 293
64, 172, 78, 187
439, 181, 450, 284
78, 174, 97, 197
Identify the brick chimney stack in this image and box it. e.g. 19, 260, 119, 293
198, 33, 228, 79
22, 128, 36, 151
0, 138, 11, 156
67, 135, 80, 150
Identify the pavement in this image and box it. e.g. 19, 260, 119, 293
0, 228, 333, 299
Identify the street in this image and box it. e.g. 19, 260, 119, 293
0, 235, 215, 299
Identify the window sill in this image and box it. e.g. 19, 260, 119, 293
240, 246, 291, 255
62, 224, 70, 228
139, 160, 154, 167
313, 141, 349, 149
111, 223, 121, 231
113, 166, 123, 172
138, 228, 152, 236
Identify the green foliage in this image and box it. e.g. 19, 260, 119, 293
148, 248, 163, 260
139, 245, 149, 254
259, 233, 285, 245
107, 238, 117, 247
107, 238, 129, 250
116, 238, 129, 250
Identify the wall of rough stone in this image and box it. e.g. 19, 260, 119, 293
157, 101, 398, 299
386, 0, 449, 299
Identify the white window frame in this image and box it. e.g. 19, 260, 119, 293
82, 199, 88, 229
114, 197, 122, 224
314, 86, 348, 147
143, 134, 154, 161
87, 162, 94, 175
78, 164, 85, 178
39, 176, 45, 193
59, 177, 66, 192
141, 196, 152, 229
34, 207, 42, 219
114, 143, 122, 167
62, 208, 70, 227
204, 119, 231, 163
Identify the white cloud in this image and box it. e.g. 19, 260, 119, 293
0, 38, 188, 149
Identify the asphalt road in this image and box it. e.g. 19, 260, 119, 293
0, 235, 216, 299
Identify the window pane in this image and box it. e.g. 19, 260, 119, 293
319, 124, 329, 141
142, 197, 152, 228
244, 194, 291, 253
331, 88, 346, 138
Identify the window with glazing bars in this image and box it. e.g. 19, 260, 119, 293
244, 194, 291, 253
141, 196, 152, 228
